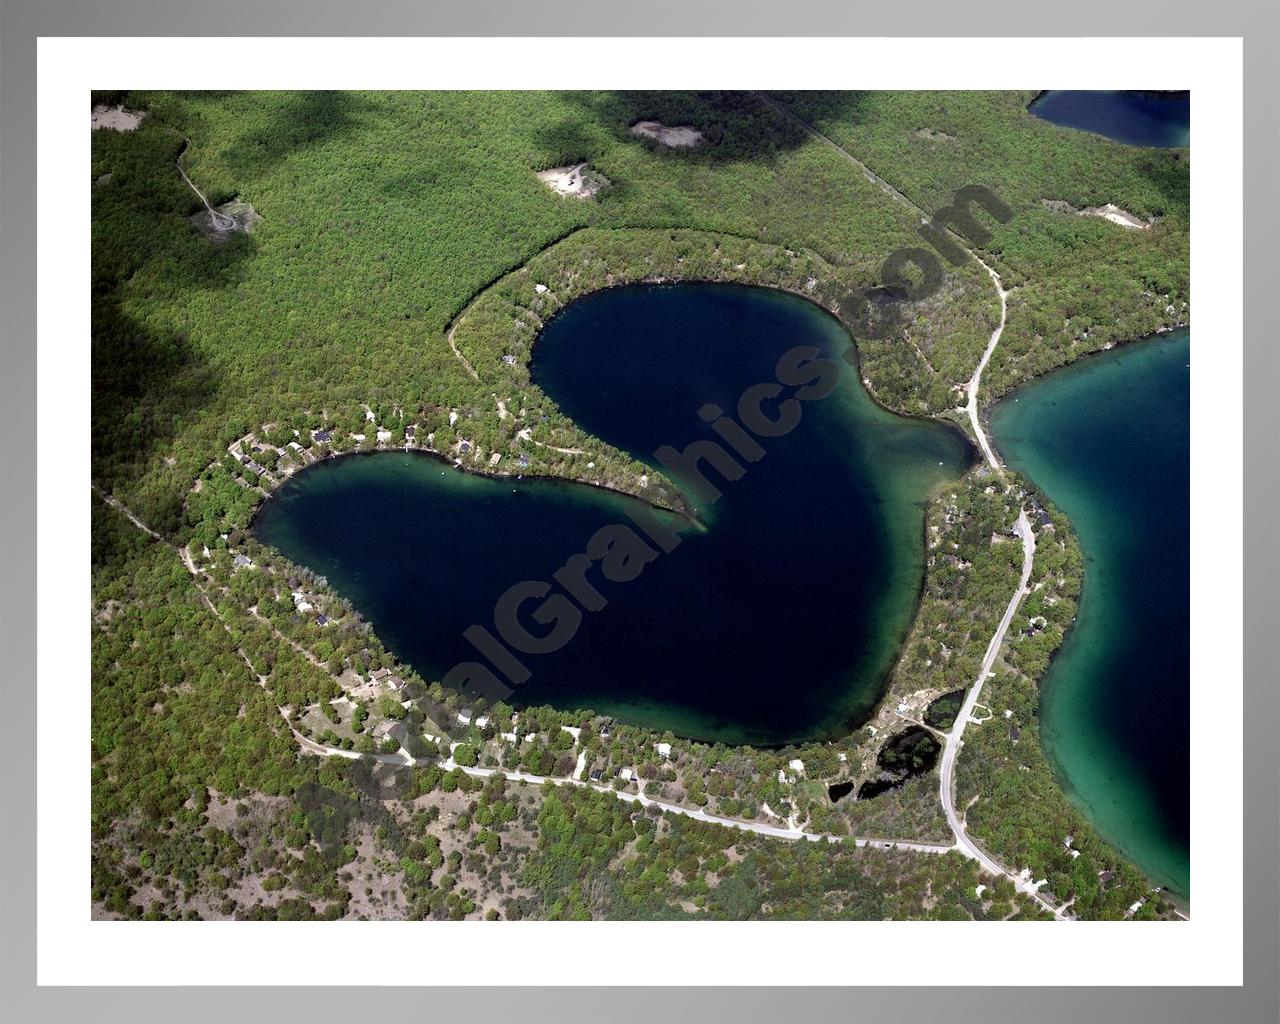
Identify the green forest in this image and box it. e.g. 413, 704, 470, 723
92, 89, 1189, 922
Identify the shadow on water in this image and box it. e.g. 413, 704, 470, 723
827, 780, 855, 803
856, 726, 941, 800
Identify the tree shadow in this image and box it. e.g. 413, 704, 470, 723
93, 119, 257, 294
92, 119, 241, 530
216, 90, 370, 180
91, 296, 220, 531
547, 90, 829, 164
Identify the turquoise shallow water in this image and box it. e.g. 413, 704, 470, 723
990, 330, 1190, 895
255, 284, 972, 745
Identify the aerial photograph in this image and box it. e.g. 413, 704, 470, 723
90, 89, 1189, 922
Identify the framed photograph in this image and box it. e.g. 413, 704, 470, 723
2, 3, 1276, 1022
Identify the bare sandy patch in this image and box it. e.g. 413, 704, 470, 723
914, 128, 956, 142
1042, 198, 1151, 230
537, 162, 609, 199
1081, 203, 1152, 230
630, 121, 704, 148
91, 104, 145, 132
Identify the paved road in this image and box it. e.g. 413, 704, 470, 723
936, 510, 1065, 916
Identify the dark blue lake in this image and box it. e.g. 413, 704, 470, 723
1029, 91, 1189, 148
255, 284, 972, 745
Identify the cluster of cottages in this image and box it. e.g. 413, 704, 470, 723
304, 416, 536, 475
360, 700, 690, 788
292, 590, 329, 627
223, 553, 331, 629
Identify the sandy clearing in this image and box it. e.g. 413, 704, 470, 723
1081, 203, 1152, 230
189, 199, 261, 241
537, 162, 608, 199
91, 104, 145, 131
1042, 198, 1151, 230
630, 121, 704, 148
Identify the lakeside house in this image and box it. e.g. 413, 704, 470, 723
502, 354, 517, 365
312, 429, 332, 443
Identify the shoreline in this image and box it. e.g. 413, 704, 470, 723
226, 263, 1185, 757
247, 278, 978, 752
989, 328, 1192, 902
246, 441, 690, 533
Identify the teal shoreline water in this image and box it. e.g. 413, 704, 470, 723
255, 284, 972, 746
990, 330, 1190, 896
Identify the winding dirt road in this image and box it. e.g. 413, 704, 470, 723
176, 141, 237, 232
757, 93, 1010, 471
315, 741, 957, 853
965, 258, 1009, 471
97, 488, 958, 861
